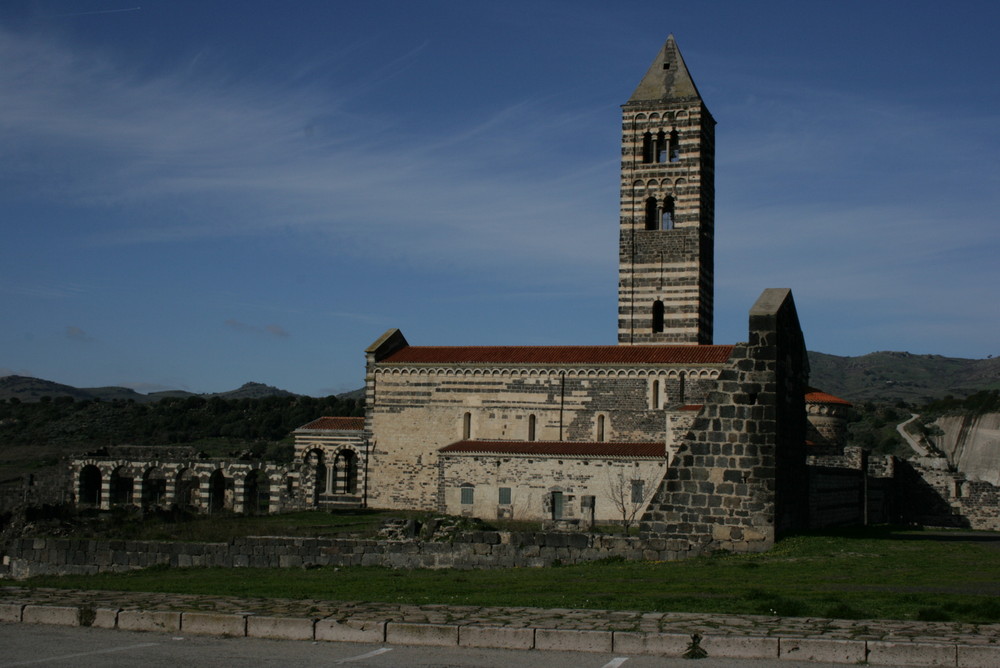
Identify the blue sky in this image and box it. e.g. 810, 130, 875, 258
1, 1, 998, 396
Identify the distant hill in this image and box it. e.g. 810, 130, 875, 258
808, 351, 1000, 404
4, 351, 997, 407
0, 376, 301, 403
211, 382, 297, 400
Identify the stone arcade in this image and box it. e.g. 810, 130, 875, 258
65, 37, 888, 556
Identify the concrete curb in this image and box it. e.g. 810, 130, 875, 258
3, 602, 1000, 667
181, 611, 247, 637
246, 615, 315, 640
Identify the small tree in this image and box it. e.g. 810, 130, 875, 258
604, 462, 662, 533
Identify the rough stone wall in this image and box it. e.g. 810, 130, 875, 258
438, 453, 666, 523
640, 289, 809, 554
957, 480, 1000, 530
365, 365, 720, 512
2, 532, 701, 580
0, 468, 69, 513
806, 448, 897, 528
899, 455, 1000, 530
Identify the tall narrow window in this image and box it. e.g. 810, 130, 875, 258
631, 479, 645, 504
551, 491, 564, 520
651, 380, 661, 409
528, 414, 536, 441
644, 196, 658, 230
596, 414, 605, 441
656, 130, 667, 163
661, 196, 674, 230
669, 130, 680, 162
678, 372, 686, 405
460, 484, 474, 505
462, 412, 471, 440
641, 132, 653, 163
652, 300, 664, 333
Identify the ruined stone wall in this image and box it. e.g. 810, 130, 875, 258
1, 532, 703, 580
0, 468, 69, 514
806, 450, 897, 528
366, 365, 720, 511
640, 289, 810, 554
438, 453, 666, 523
957, 480, 1000, 531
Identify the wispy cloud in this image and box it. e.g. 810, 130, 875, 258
0, 28, 611, 284
225, 319, 290, 338
65, 326, 93, 342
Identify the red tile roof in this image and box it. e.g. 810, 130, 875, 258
438, 440, 666, 457
296, 417, 365, 431
380, 345, 733, 365
804, 388, 852, 406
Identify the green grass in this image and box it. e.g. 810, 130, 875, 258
20, 525, 1000, 623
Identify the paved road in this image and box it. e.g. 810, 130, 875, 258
897, 413, 931, 456
0, 624, 848, 668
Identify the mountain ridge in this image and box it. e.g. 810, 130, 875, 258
3, 350, 998, 405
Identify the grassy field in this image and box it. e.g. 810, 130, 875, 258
21, 524, 1000, 623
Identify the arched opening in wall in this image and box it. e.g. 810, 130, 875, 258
661, 196, 675, 230
596, 414, 606, 441
142, 467, 166, 508
307, 450, 326, 505
678, 372, 686, 405
651, 380, 661, 409
79, 465, 101, 506
669, 130, 680, 162
641, 131, 653, 163
652, 300, 664, 333
208, 469, 227, 513
176, 469, 199, 509
109, 466, 134, 506
644, 197, 658, 230
463, 412, 472, 440
528, 414, 536, 442
244, 469, 269, 515
333, 450, 358, 494
656, 130, 667, 163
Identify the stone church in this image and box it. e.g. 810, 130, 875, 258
69, 37, 883, 555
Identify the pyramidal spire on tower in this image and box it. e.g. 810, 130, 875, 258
628, 34, 703, 104
618, 36, 715, 346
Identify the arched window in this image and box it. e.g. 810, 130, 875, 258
652, 299, 664, 333
656, 130, 667, 163
463, 412, 472, 440
669, 130, 680, 162
641, 131, 653, 163
79, 465, 101, 506
208, 469, 226, 513
651, 380, 661, 409
334, 450, 358, 494
596, 414, 606, 441
661, 196, 675, 230
644, 196, 658, 230
109, 466, 133, 506
528, 414, 536, 441
678, 372, 687, 405
460, 483, 474, 505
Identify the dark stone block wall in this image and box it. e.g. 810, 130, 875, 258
639, 289, 810, 554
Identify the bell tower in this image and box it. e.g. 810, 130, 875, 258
618, 36, 715, 345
